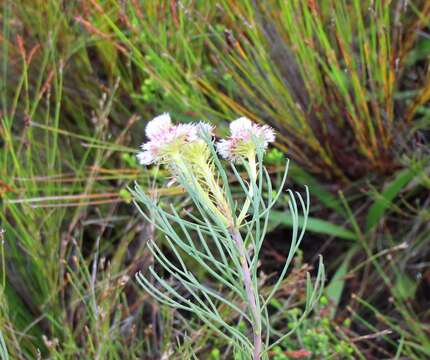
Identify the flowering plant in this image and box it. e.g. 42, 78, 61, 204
131, 114, 324, 359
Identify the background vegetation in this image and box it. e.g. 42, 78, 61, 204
1, 0, 429, 358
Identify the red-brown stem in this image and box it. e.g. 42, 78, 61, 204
231, 228, 262, 359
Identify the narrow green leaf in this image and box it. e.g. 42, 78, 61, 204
270, 211, 356, 241
0, 331, 8, 360
325, 248, 354, 318
290, 165, 345, 215
365, 168, 417, 232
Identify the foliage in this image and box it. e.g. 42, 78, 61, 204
132, 119, 324, 358
80, 0, 430, 180
0, 0, 429, 359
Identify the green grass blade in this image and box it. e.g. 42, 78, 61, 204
365, 166, 419, 232
325, 247, 355, 318
270, 211, 357, 241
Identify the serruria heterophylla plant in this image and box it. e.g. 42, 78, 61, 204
131, 114, 325, 359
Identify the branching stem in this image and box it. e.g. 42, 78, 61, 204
231, 228, 261, 360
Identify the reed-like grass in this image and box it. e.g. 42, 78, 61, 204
1, 3, 157, 357
78, 0, 430, 181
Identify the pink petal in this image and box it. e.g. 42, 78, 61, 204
145, 113, 172, 139
196, 122, 214, 137
261, 125, 275, 143
230, 117, 252, 136
137, 150, 154, 165
216, 139, 234, 160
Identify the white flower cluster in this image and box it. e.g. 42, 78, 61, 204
216, 117, 275, 161
137, 113, 214, 165
137, 113, 275, 165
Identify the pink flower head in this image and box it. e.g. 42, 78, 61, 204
144, 112, 172, 139
186, 122, 215, 142
137, 113, 214, 165
216, 117, 275, 161
197, 122, 215, 137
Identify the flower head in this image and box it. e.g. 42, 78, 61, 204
216, 117, 275, 161
145, 112, 172, 139
137, 113, 214, 165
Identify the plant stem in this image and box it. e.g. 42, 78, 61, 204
231, 228, 261, 359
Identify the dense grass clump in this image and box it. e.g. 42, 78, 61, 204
78, 0, 430, 180
1, 0, 430, 359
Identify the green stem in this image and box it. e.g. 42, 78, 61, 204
230, 228, 261, 359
